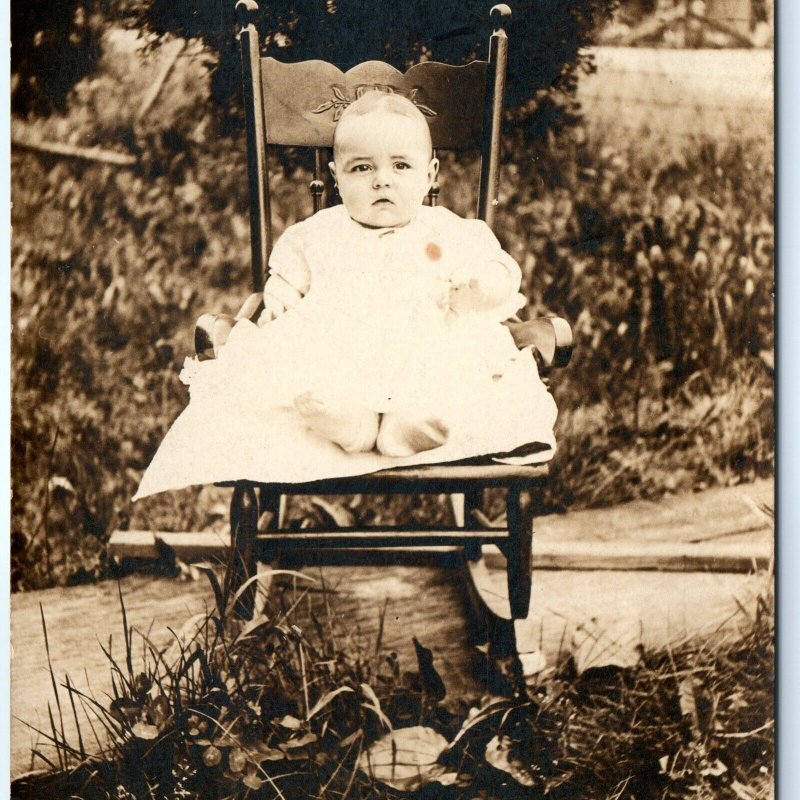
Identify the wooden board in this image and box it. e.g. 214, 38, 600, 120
109, 530, 772, 573
465, 558, 769, 662
534, 478, 774, 546
109, 478, 773, 564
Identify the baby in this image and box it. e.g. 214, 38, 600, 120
257, 91, 522, 458
135, 88, 557, 499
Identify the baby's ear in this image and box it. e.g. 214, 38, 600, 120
328, 161, 337, 183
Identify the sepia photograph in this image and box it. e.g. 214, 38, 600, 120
10, 0, 775, 797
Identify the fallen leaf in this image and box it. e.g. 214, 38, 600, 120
484, 735, 537, 787
571, 618, 643, 674
361, 683, 393, 731
700, 758, 728, 777
253, 743, 286, 762
280, 732, 318, 749
242, 769, 264, 790
277, 715, 303, 730
359, 726, 449, 791
519, 649, 547, 679
131, 722, 159, 740
436, 772, 473, 787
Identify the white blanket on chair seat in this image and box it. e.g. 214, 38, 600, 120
134, 206, 557, 499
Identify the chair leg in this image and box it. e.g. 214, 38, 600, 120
449, 493, 466, 527
228, 482, 258, 620
464, 488, 483, 562
253, 489, 283, 615
450, 490, 483, 561
506, 486, 533, 619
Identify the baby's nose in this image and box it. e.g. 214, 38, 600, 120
372, 168, 392, 188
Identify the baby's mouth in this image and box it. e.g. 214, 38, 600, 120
373, 198, 394, 206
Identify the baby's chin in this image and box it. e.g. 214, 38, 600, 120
352, 207, 414, 229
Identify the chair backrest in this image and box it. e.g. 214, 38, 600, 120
236, 0, 511, 293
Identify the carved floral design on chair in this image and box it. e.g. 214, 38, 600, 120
312, 85, 436, 121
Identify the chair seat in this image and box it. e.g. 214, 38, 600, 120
218, 458, 550, 494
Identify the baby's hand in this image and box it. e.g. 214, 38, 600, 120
447, 260, 517, 316
258, 277, 305, 326
448, 279, 483, 316
257, 295, 286, 326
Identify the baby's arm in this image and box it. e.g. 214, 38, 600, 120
442, 217, 524, 318
258, 228, 312, 325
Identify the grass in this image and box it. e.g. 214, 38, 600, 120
14, 564, 774, 800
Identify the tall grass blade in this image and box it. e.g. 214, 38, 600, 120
375, 597, 388, 658
29, 748, 59, 772
195, 563, 226, 618
117, 583, 134, 683
230, 568, 317, 613
39, 605, 66, 768
76, 695, 107, 759
63, 675, 86, 760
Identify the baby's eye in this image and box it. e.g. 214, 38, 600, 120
351, 164, 372, 173
394, 162, 411, 171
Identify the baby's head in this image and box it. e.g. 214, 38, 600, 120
329, 91, 439, 228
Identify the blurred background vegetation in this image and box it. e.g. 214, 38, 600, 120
11, 0, 773, 590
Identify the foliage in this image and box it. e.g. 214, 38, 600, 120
10, 38, 773, 589
11, 0, 107, 115
14, 570, 774, 799
13, 0, 616, 140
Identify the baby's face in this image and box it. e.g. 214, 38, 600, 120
330, 111, 439, 228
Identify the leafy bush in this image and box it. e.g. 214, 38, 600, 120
14, 0, 616, 138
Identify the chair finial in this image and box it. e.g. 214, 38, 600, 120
490, 4, 512, 30
236, 0, 259, 28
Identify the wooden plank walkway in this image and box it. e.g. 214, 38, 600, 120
10, 479, 773, 779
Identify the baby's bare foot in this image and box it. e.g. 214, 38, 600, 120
294, 392, 379, 453
376, 413, 449, 457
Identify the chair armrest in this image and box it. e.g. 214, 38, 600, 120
194, 292, 264, 360
504, 316, 573, 369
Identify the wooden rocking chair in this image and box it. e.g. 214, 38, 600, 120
193, 0, 573, 620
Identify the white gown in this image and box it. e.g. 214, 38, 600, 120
134, 205, 557, 499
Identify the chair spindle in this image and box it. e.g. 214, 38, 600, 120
478, 4, 511, 230
429, 148, 440, 206
310, 148, 326, 213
